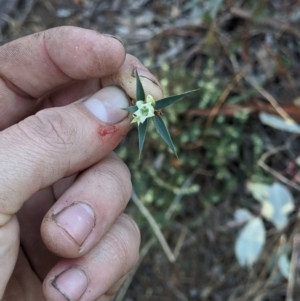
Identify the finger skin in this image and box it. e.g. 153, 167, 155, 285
38, 54, 164, 112
0, 26, 125, 300
37, 79, 101, 111
0, 54, 163, 227
0, 26, 161, 301
0, 91, 130, 226
43, 214, 140, 301
0, 216, 19, 300
2, 248, 44, 301
16, 174, 78, 280
41, 153, 132, 258
0, 26, 125, 129
17, 187, 59, 280
101, 54, 163, 101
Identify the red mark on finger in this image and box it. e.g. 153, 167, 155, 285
97, 125, 116, 137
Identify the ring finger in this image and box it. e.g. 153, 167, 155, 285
43, 213, 140, 301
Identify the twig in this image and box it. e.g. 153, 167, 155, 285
41, 0, 56, 18
227, 51, 295, 123
230, 7, 300, 39
131, 190, 176, 263
0, 13, 16, 34
227, 49, 295, 123
132, 170, 198, 263
286, 234, 300, 301
173, 226, 188, 260
0, 0, 33, 40
251, 235, 288, 301
113, 237, 156, 301
258, 146, 300, 191
166, 281, 189, 301
148, 167, 185, 194
0, 0, 19, 28
245, 77, 294, 123
204, 70, 246, 131
17, 0, 33, 26
187, 101, 300, 122
164, 171, 198, 220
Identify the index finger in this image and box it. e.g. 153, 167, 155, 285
0, 26, 125, 129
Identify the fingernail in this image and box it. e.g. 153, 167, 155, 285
53, 203, 95, 246
102, 34, 125, 47
52, 268, 88, 301
83, 86, 129, 124
133, 68, 160, 87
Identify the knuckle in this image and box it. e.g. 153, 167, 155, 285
18, 109, 77, 151
106, 232, 129, 265
101, 215, 140, 273
98, 161, 132, 205
119, 213, 141, 239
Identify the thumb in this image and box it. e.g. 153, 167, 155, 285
0, 86, 129, 226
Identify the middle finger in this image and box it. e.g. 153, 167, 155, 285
40, 152, 132, 259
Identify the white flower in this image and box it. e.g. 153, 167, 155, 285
131, 96, 155, 125
146, 94, 155, 106
131, 115, 141, 125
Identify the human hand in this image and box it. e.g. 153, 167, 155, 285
0, 26, 163, 301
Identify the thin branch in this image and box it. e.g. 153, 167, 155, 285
286, 234, 300, 301
166, 281, 189, 301
227, 51, 295, 124
131, 190, 176, 263
204, 70, 246, 131
17, 0, 33, 26
173, 226, 188, 260
258, 146, 300, 191
113, 237, 156, 301
230, 7, 300, 39
0, 13, 16, 31
164, 171, 198, 220
245, 77, 294, 123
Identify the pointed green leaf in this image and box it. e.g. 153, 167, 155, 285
138, 118, 148, 157
153, 116, 177, 156
154, 89, 198, 110
136, 72, 145, 101
123, 106, 138, 113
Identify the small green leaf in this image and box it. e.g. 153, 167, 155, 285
153, 116, 177, 156
136, 72, 145, 101
138, 119, 148, 157
123, 106, 138, 113
154, 89, 198, 110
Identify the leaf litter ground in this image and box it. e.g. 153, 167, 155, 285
2, 0, 300, 300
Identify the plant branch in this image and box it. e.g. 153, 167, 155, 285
113, 237, 157, 301
245, 77, 294, 123
258, 146, 300, 191
204, 70, 246, 131
131, 190, 176, 263
286, 234, 300, 301
230, 7, 300, 39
